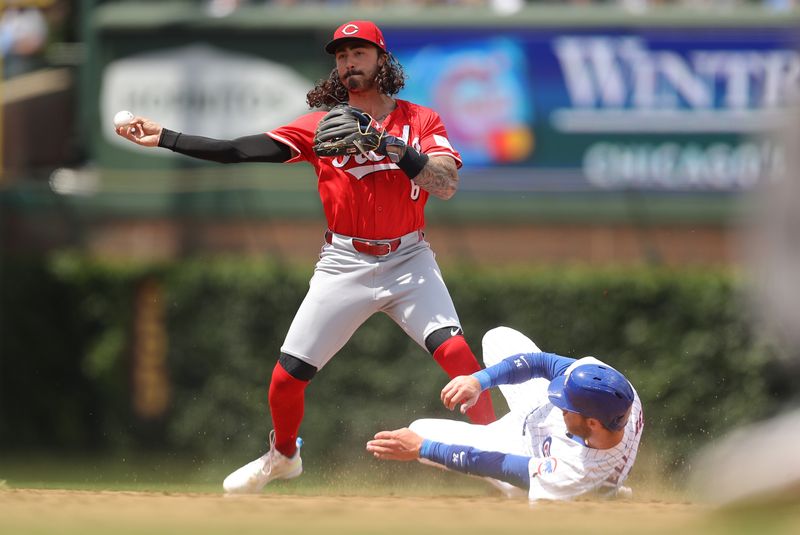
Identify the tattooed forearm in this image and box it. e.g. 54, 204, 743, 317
413, 156, 459, 200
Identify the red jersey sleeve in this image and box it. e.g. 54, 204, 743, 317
266, 111, 325, 164
418, 109, 462, 169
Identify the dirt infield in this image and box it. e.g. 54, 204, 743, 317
4, 488, 799, 534
0, 488, 721, 535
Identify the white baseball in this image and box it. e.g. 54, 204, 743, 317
113, 110, 135, 128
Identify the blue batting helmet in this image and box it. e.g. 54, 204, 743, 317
547, 362, 634, 431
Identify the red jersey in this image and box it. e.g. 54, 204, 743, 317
267, 99, 462, 240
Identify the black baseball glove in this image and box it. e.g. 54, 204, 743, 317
313, 105, 384, 157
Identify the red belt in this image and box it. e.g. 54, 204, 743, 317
324, 230, 418, 257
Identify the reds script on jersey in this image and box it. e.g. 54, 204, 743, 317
267, 100, 460, 239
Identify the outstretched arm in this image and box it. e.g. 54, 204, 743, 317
441, 352, 576, 414
115, 116, 291, 163
474, 352, 575, 389
366, 428, 530, 490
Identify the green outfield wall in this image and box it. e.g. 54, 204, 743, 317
1, 256, 790, 481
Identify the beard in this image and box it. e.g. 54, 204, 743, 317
343, 66, 379, 92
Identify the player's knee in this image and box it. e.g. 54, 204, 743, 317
424, 326, 463, 354
481, 327, 509, 366
481, 326, 512, 349
482, 326, 538, 367
278, 352, 318, 382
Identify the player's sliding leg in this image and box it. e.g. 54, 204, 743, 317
426, 327, 496, 424
481, 326, 547, 416
222, 354, 316, 494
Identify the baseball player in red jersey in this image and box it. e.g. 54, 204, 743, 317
116, 20, 496, 493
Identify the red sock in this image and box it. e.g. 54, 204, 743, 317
432, 335, 496, 424
268, 362, 309, 457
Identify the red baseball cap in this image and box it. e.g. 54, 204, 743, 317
325, 20, 387, 54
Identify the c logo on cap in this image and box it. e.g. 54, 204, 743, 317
342, 24, 359, 35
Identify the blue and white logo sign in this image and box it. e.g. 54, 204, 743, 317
387, 26, 798, 192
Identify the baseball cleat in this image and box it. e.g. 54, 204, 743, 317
222, 431, 303, 494
616, 485, 633, 499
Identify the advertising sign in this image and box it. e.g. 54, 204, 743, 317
100, 44, 313, 151
389, 28, 798, 192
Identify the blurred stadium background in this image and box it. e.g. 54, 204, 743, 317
1, 0, 799, 505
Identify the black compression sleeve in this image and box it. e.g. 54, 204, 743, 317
158, 129, 292, 163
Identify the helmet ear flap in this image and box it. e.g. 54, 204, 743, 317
606, 406, 633, 432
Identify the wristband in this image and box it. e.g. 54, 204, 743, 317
473, 370, 492, 391
158, 128, 181, 150
397, 146, 429, 179
419, 439, 435, 459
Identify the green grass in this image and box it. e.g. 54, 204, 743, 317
0, 450, 689, 509
0, 453, 496, 496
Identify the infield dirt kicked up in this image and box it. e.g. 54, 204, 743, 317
2, 488, 798, 535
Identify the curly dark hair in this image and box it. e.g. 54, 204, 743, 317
306, 53, 406, 110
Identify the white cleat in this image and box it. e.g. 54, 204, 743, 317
616, 485, 633, 499
223, 431, 303, 494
